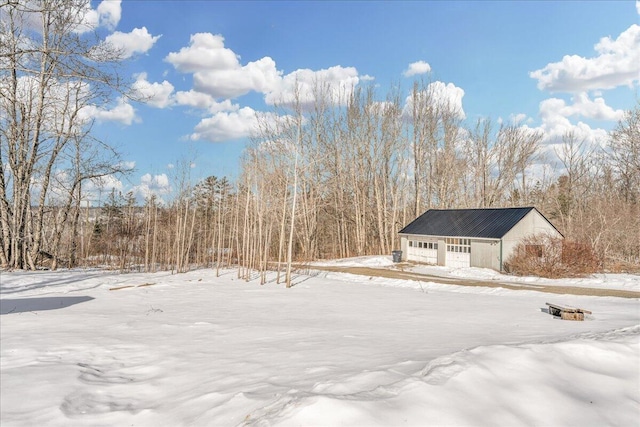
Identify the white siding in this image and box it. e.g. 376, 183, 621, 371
501, 209, 562, 268
400, 236, 408, 261
470, 239, 500, 270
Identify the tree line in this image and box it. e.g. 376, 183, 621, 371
1, 0, 638, 278
240, 85, 639, 273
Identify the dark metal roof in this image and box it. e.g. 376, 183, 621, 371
399, 207, 538, 239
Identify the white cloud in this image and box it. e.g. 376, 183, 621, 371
2, 76, 85, 131
8, 1, 120, 35
165, 33, 240, 72
77, 0, 122, 33
164, 32, 369, 139
530, 24, 640, 92
189, 107, 294, 143
105, 27, 160, 59
509, 113, 529, 124
131, 173, 172, 200
403, 61, 431, 77
165, 33, 281, 99
132, 73, 174, 108
566, 93, 625, 121
532, 97, 610, 150
430, 81, 466, 118
174, 90, 239, 113
530, 94, 624, 146
189, 107, 261, 142
5, 63, 140, 128
96, 0, 122, 30
118, 161, 136, 171
81, 98, 139, 125
264, 65, 360, 106
79, 9, 99, 32
404, 81, 466, 120
174, 90, 215, 109
516, 94, 609, 179
193, 56, 281, 99
165, 33, 364, 104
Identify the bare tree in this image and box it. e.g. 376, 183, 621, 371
609, 105, 640, 204
409, 80, 438, 216
464, 120, 541, 208
0, 0, 131, 269
551, 132, 596, 236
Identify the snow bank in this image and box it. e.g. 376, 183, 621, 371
274, 327, 640, 427
436, 267, 640, 292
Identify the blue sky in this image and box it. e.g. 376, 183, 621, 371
83, 0, 639, 201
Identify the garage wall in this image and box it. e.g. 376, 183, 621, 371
402, 234, 501, 269
437, 238, 445, 265
502, 209, 562, 266
470, 239, 500, 270
400, 235, 408, 261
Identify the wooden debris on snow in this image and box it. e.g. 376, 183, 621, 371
546, 302, 592, 321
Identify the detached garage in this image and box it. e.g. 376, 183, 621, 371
398, 207, 562, 271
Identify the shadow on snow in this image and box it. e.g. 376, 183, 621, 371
0, 273, 108, 294
0, 296, 94, 315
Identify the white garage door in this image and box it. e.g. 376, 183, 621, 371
445, 238, 471, 268
407, 240, 438, 264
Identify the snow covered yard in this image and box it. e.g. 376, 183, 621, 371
1, 261, 639, 426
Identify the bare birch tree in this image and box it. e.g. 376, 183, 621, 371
0, 0, 131, 269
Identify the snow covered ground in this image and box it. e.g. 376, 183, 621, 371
1, 258, 639, 426
311, 255, 640, 292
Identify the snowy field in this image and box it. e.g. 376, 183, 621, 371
1, 257, 639, 426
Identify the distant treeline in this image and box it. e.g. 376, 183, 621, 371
1, 1, 638, 276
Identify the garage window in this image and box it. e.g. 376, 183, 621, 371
445, 238, 471, 253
